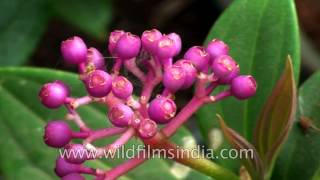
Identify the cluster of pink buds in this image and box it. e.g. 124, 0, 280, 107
39, 29, 257, 180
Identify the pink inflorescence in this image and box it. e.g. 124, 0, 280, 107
39, 30, 257, 180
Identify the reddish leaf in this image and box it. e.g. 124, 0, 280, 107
253, 56, 297, 174
218, 115, 264, 180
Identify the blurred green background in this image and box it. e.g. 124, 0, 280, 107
1, 0, 319, 82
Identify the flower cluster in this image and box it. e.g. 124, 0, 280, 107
39, 29, 257, 180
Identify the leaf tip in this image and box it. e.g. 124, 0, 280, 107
216, 114, 225, 126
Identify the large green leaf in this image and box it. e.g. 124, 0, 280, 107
0, 0, 50, 66
0, 67, 209, 180
197, 0, 300, 149
272, 71, 320, 180
52, 0, 112, 40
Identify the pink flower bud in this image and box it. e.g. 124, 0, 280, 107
61, 36, 87, 65
112, 76, 133, 99
211, 55, 238, 79
64, 144, 88, 164
39, 81, 69, 109
231, 75, 257, 99
174, 59, 197, 89
84, 70, 112, 98
156, 35, 176, 59
114, 32, 141, 59
86, 47, 105, 71
148, 96, 177, 124
108, 30, 125, 55
163, 65, 186, 92
167, 32, 182, 56
206, 39, 229, 62
138, 119, 158, 139
55, 157, 81, 177
44, 120, 72, 148
108, 104, 134, 127
141, 29, 162, 54
184, 46, 210, 71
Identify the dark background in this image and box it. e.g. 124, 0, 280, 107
27, 0, 320, 85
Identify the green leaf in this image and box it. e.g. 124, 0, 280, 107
52, 0, 112, 40
272, 71, 320, 180
196, 0, 300, 167
312, 169, 320, 180
253, 57, 297, 177
218, 115, 264, 180
0, 0, 50, 66
0, 67, 209, 180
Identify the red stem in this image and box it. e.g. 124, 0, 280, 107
112, 58, 123, 75
124, 58, 146, 82
139, 56, 163, 117
83, 127, 126, 145
72, 131, 90, 139
74, 96, 93, 107
143, 136, 239, 180
79, 166, 97, 175
65, 104, 91, 132
107, 128, 135, 149
205, 82, 218, 95
104, 151, 148, 180
162, 97, 204, 136
102, 93, 124, 107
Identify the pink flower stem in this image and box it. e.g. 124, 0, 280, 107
107, 127, 135, 149
83, 127, 126, 145
153, 56, 163, 79
65, 104, 91, 132
138, 58, 162, 117
71, 131, 90, 139
204, 89, 232, 103
140, 57, 162, 103
104, 151, 148, 180
140, 80, 156, 103
78, 63, 86, 74
112, 58, 123, 75
161, 88, 173, 97
142, 59, 155, 77
143, 137, 239, 180
72, 96, 93, 108
102, 93, 124, 108
124, 58, 146, 82
161, 58, 172, 70
79, 166, 97, 175
195, 75, 208, 97
205, 82, 219, 95
195, 73, 217, 97
163, 90, 232, 137
139, 80, 157, 118
86, 128, 134, 158
162, 97, 205, 136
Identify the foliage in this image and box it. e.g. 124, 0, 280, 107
0, 0, 112, 66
